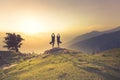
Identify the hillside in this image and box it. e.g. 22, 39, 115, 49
66, 31, 102, 47
67, 26, 120, 47
0, 48, 120, 80
70, 30, 120, 53
0, 51, 20, 66
0, 51, 36, 66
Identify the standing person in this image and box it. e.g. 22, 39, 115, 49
49, 33, 55, 48
57, 33, 62, 47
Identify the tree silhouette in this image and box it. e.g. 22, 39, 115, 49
3, 33, 24, 52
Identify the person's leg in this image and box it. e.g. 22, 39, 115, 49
52, 43, 53, 48
53, 43, 55, 48
52, 42, 55, 48
57, 41, 59, 47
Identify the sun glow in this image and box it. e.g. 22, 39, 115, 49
20, 18, 45, 34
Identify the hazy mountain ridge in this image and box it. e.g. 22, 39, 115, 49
103, 26, 120, 33
69, 26, 120, 53
67, 26, 120, 47
71, 29, 120, 53
67, 31, 102, 46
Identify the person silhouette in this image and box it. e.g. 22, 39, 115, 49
57, 33, 62, 47
49, 33, 55, 48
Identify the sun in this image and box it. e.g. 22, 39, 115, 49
23, 28, 40, 34
20, 18, 45, 34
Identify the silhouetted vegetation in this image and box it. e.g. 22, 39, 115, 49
0, 51, 38, 66
3, 33, 24, 52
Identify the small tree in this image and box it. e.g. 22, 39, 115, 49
3, 33, 24, 52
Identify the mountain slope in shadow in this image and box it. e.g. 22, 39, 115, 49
68, 26, 120, 47
71, 30, 120, 53
67, 31, 102, 46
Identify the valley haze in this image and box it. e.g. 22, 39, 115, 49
0, 26, 120, 53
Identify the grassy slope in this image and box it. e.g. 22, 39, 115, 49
0, 51, 22, 66
0, 48, 120, 80
0, 51, 36, 66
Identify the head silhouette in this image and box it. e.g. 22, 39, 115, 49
57, 33, 60, 37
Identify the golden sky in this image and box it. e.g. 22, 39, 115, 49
0, 0, 120, 33
0, 0, 120, 53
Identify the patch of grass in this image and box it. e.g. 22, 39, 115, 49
0, 48, 120, 80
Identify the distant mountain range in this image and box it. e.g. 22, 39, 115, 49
69, 26, 120, 53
